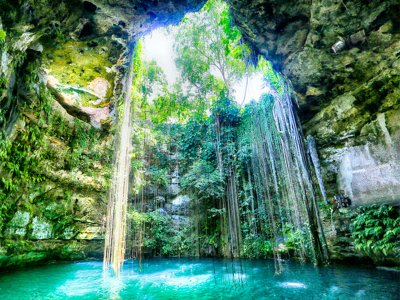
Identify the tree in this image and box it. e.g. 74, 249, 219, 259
180, 160, 224, 201
174, 0, 251, 112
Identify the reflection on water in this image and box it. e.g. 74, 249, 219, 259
279, 281, 307, 289
0, 258, 399, 299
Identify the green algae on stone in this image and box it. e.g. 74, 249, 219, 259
31, 217, 52, 240
43, 40, 115, 93
6, 252, 49, 267
6, 211, 30, 237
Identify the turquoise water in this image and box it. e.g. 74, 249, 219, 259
0, 258, 398, 299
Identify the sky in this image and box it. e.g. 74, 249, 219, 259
142, 27, 268, 106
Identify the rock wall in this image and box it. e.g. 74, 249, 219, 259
228, 0, 400, 207
227, 0, 400, 263
0, 0, 205, 269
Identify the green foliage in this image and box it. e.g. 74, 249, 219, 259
65, 123, 100, 171
54, 28, 67, 43
0, 79, 111, 238
126, 0, 309, 260
282, 224, 304, 251
178, 119, 208, 168
174, 0, 252, 115
0, 90, 49, 235
141, 61, 167, 101
350, 205, 400, 258
242, 234, 273, 258
132, 0, 256, 256
262, 59, 284, 95
0, 29, 6, 44
0, 76, 7, 90
151, 85, 194, 124
147, 167, 168, 188
0, 2, 18, 26
211, 96, 240, 127
0, 87, 52, 198
129, 210, 192, 256
181, 160, 224, 201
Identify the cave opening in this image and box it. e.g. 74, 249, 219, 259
103, 0, 329, 279
1, 0, 399, 298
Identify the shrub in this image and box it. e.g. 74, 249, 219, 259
242, 234, 273, 258
350, 205, 400, 258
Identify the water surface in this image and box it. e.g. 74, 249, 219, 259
0, 258, 398, 299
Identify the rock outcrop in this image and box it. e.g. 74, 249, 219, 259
228, 0, 400, 207
228, 0, 400, 263
0, 0, 205, 269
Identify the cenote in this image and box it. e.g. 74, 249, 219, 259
1, 259, 399, 299
1, 0, 400, 298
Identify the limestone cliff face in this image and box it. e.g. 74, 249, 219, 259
228, 0, 400, 207
0, 0, 206, 133
0, 0, 205, 269
228, 0, 400, 263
